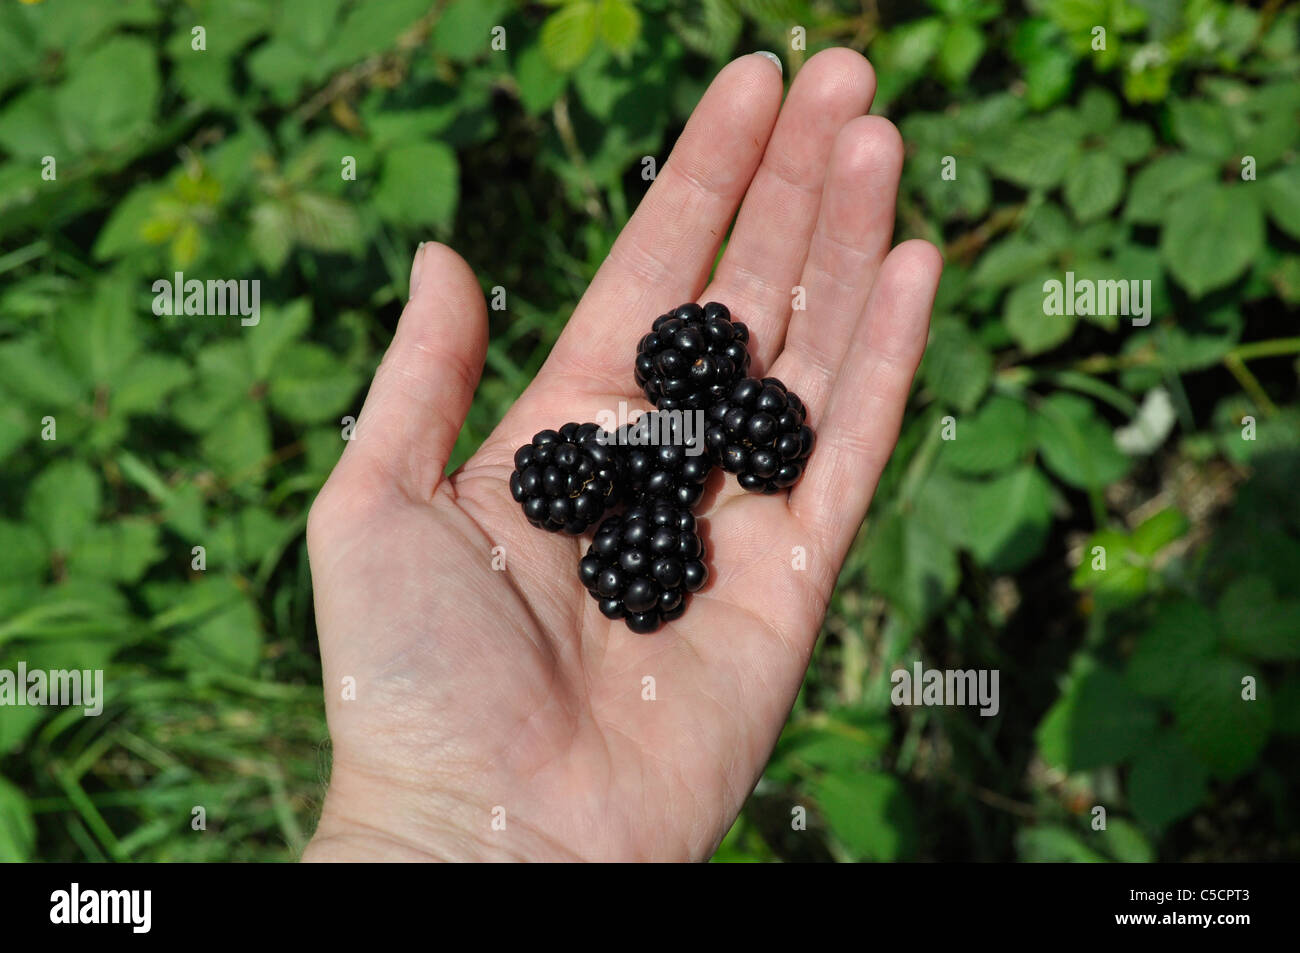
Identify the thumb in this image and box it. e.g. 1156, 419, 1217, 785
342, 242, 488, 500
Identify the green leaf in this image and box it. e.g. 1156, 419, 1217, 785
0, 703, 46, 759
1169, 99, 1235, 161
541, 1, 598, 71
55, 35, 159, 153
1005, 275, 1077, 354
1017, 825, 1106, 862
66, 519, 162, 584
1075, 87, 1119, 134
0, 402, 25, 465
234, 507, 289, 567
431, 0, 509, 61
247, 40, 320, 103
1034, 392, 1132, 490
111, 353, 192, 416
1021, 202, 1072, 251
1271, 255, 1300, 304
25, 459, 102, 552
915, 154, 991, 221
962, 465, 1054, 572
199, 403, 271, 482
1037, 666, 1159, 771
1022, 48, 1075, 109
938, 395, 1031, 475
666, 0, 742, 61
0, 88, 71, 159
1073, 529, 1147, 605
876, 17, 945, 76
0, 776, 35, 862
514, 43, 568, 115
247, 299, 313, 380
0, 520, 48, 582
775, 717, 889, 772
303, 425, 347, 477
286, 191, 363, 255
572, 50, 637, 120
267, 342, 361, 424
276, 0, 343, 53
864, 507, 959, 623
249, 201, 293, 272
1123, 154, 1216, 224
1160, 184, 1264, 297
373, 141, 459, 228
323, 0, 431, 69
1128, 730, 1210, 830
1130, 507, 1188, 556
1172, 656, 1272, 779
1108, 121, 1154, 162
937, 21, 985, 85
172, 342, 257, 431
1100, 818, 1153, 862
156, 577, 264, 675
0, 336, 84, 408
811, 770, 915, 861
1217, 575, 1300, 661
920, 319, 993, 412
596, 0, 642, 54
55, 276, 140, 385
1261, 166, 1300, 240
1126, 597, 1217, 700
366, 107, 456, 151
1064, 150, 1124, 222
971, 237, 1054, 288
983, 113, 1079, 188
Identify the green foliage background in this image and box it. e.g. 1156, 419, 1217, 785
1, 0, 1298, 862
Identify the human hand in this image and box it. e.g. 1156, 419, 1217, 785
303, 48, 942, 862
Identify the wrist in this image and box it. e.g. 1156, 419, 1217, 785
302, 766, 583, 863
303, 768, 487, 862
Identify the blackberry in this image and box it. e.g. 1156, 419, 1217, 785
616, 411, 713, 509
705, 377, 815, 494
635, 301, 750, 411
579, 502, 708, 633
509, 422, 621, 533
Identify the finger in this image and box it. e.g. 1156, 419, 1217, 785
543, 53, 784, 387
764, 115, 904, 417
701, 48, 877, 371
339, 242, 488, 500
788, 239, 943, 562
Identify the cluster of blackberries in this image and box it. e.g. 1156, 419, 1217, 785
508, 301, 814, 633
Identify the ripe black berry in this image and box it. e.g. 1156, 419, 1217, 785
705, 377, 815, 493
635, 301, 750, 411
616, 411, 713, 509
579, 503, 708, 633
509, 422, 621, 533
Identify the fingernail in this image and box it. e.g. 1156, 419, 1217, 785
409, 241, 428, 299
754, 51, 782, 75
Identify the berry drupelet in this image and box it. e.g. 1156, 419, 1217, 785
635, 301, 750, 411
705, 377, 815, 494
509, 422, 621, 533
616, 411, 713, 509
579, 502, 708, 633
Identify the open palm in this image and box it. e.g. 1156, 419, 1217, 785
304, 48, 942, 862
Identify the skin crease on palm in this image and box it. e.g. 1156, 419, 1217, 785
302, 47, 943, 862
